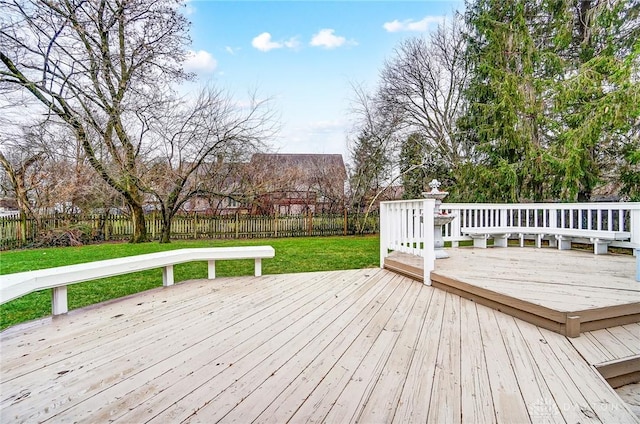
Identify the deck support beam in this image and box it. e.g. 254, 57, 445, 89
565, 315, 581, 338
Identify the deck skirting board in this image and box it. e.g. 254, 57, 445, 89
430, 272, 640, 337
595, 355, 640, 388
385, 249, 640, 337
384, 257, 423, 282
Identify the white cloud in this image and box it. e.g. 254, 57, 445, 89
183, 50, 217, 73
252, 32, 281, 52
252, 32, 300, 52
310, 29, 355, 49
225, 46, 239, 55
383, 16, 444, 32
284, 37, 301, 49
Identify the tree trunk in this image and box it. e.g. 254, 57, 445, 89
159, 224, 171, 244
159, 210, 172, 244
129, 203, 149, 243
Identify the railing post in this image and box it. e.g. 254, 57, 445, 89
423, 199, 436, 284
636, 248, 639, 281
631, 208, 640, 248
380, 202, 388, 268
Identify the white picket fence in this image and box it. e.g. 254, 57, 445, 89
380, 201, 640, 284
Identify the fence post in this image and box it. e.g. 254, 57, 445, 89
343, 208, 347, 236
193, 213, 198, 239
274, 209, 278, 238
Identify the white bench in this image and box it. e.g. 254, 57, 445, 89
461, 227, 631, 255
0, 246, 275, 316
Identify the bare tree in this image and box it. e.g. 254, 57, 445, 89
0, 0, 191, 242
143, 87, 276, 243
378, 16, 470, 169
0, 146, 43, 221
346, 83, 403, 232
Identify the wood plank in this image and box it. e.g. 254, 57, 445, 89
194, 271, 410, 423
111, 269, 392, 424
475, 306, 530, 423
0, 273, 316, 390
596, 355, 640, 380
605, 325, 640, 356
426, 292, 462, 423
249, 274, 411, 423
460, 300, 496, 423
355, 285, 433, 423
492, 311, 565, 423
540, 327, 639, 423
516, 321, 617, 423
586, 328, 636, 361
3, 263, 639, 424
3, 271, 362, 423
431, 273, 567, 323
320, 281, 422, 423
392, 287, 447, 423
568, 332, 615, 365
287, 274, 412, 423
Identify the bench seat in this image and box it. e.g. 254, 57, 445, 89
461, 227, 631, 255
0, 246, 275, 315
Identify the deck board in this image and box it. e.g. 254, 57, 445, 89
1, 267, 639, 423
387, 247, 640, 335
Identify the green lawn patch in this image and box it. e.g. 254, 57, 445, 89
0, 235, 379, 330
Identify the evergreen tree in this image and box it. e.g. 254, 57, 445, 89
549, 0, 640, 200
457, 0, 552, 202
458, 0, 639, 202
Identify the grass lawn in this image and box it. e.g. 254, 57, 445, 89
0, 235, 380, 331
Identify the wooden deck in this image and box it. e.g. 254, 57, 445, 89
385, 247, 640, 337
1, 267, 639, 423
569, 323, 640, 388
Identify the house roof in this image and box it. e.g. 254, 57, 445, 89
249, 153, 347, 181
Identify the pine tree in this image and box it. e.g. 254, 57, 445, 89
457, 0, 553, 202
458, 0, 639, 202
549, 0, 640, 200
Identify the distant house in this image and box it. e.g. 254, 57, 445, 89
180, 160, 253, 215
179, 153, 347, 216
248, 153, 347, 215
0, 198, 20, 217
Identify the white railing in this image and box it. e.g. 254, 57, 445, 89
380, 199, 435, 284
441, 202, 640, 248
380, 201, 640, 284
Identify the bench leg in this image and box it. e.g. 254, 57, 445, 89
52, 285, 68, 315
493, 234, 509, 248
255, 258, 262, 277
471, 235, 488, 249
208, 260, 216, 279
163, 265, 174, 286
547, 236, 557, 248
556, 235, 572, 251
590, 238, 609, 255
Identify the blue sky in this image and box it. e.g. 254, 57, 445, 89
182, 0, 463, 160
